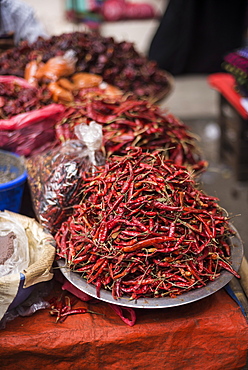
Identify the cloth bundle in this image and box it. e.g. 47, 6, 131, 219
65, 0, 104, 28
223, 47, 248, 97
65, 0, 157, 27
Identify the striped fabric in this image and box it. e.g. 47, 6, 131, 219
223, 47, 248, 97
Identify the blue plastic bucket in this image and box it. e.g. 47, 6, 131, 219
0, 150, 27, 212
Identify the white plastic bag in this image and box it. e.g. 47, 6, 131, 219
74, 120, 103, 167
0, 211, 29, 277
0, 211, 55, 322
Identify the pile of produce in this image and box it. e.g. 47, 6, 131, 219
0, 31, 239, 305
25, 96, 206, 236
24, 50, 123, 104
55, 96, 205, 170
0, 31, 172, 101
55, 148, 239, 301
0, 76, 65, 157
0, 76, 53, 119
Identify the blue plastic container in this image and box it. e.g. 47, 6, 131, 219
0, 150, 27, 212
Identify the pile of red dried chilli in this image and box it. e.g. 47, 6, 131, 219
0, 31, 171, 100
55, 96, 206, 171
55, 148, 239, 301
0, 80, 52, 119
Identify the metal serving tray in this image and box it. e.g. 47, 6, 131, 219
57, 225, 243, 309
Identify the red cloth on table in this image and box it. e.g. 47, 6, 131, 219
208, 72, 248, 119
0, 288, 247, 370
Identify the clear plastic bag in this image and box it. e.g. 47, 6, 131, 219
35, 50, 77, 82
74, 120, 103, 167
0, 211, 29, 277
26, 121, 105, 234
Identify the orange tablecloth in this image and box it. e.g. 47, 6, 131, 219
0, 285, 247, 370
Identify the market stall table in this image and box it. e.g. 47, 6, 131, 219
0, 282, 247, 370
208, 73, 248, 181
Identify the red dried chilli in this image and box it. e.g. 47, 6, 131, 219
55, 96, 206, 171
0, 80, 53, 119
0, 31, 171, 101
55, 148, 239, 301
49, 294, 101, 323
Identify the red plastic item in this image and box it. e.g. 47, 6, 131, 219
101, 0, 157, 21
0, 103, 65, 131
208, 73, 248, 119
0, 76, 65, 156
101, 0, 126, 21
62, 279, 92, 302
0, 75, 32, 90
108, 303, 136, 326
124, 2, 156, 19
59, 273, 137, 326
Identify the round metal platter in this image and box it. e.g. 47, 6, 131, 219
57, 225, 243, 309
